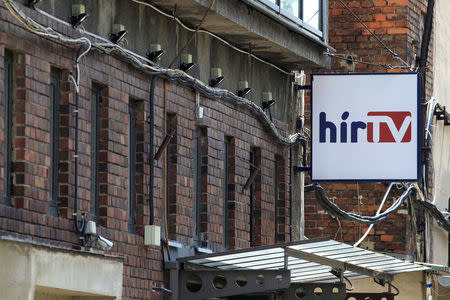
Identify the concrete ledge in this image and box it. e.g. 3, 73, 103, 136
0, 237, 123, 300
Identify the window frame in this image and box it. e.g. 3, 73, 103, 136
3, 50, 14, 206
90, 83, 103, 220
223, 136, 231, 249
128, 99, 138, 233
193, 127, 203, 243
257, 0, 326, 38
49, 67, 61, 217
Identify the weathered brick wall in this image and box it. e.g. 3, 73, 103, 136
303, 0, 432, 257
0, 2, 291, 299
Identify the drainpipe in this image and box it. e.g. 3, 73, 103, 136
417, 0, 435, 264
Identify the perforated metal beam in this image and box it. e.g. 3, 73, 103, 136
177, 269, 290, 300
285, 282, 346, 300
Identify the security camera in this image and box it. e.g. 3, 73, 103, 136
97, 236, 113, 251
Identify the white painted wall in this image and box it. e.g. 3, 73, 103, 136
431, 0, 450, 266
0, 239, 123, 300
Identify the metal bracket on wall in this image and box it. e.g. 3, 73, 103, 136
177, 269, 290, 300
434, 104, 450, 126
293, 166, 311, 173
285, 282, 346, 300
294, 84, 312, 90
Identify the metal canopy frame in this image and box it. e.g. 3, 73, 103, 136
174, 239, 431, 299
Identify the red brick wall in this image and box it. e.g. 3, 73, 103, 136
303, 0, 432, 258
0, 2, 291, 299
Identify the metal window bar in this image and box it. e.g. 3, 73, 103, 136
49, 68, 61, 217
3, 50, 13, 206
128, 100, 137, 233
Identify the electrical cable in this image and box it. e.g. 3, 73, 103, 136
130, 0, 293, 75
387, 281, 400, 296
305, 183, 416, 224
168, 0, 216, 68
353, 183, 396, 247
324, 51, 409, 70
415, 200, 450, 232
161, 0, 216, 258
337, 0, 410, 69
3, 0, 303, 146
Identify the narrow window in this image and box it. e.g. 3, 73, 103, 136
249, 147, 256, 247
165, 114, 176, 238
49, 68, 61, 216
90, 84, 103, 219
128, 100, 138, 233
223, 137, 231, 249
3, 50, 13, 206
274, 156, 280, 242
193, 127, 203, 242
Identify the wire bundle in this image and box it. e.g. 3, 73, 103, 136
305, 183, 416, 224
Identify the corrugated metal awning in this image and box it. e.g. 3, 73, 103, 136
179, 239, 430, 283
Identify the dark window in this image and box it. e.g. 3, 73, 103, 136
274, 156, 280, 242
164, 114, 176, 238
250, 147, 257, 247
49, 68, 61, 216
128, 100, 138, 233
223, 137, 231, 249
3, 50, 13, 206
193, 127, 203, 242
90, 84, 103, 219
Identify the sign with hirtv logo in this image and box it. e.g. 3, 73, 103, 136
311, 73, 420, 181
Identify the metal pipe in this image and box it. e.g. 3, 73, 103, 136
243, 167, 261, 191
154, 128, 176, 161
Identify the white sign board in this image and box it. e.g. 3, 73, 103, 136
311, 73, 420, 181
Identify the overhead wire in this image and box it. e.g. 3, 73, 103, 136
305, 183, 416, 224
337, 0, 410, 69
130, 0, 293, 75
324, 51, 409, 70
353, 183, 396, 247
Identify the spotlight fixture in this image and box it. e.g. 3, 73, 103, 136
179, 53, 194, 72
146, 44, 165, 63
27, 0, 40, 7
69, 4, 88, 28
209, 67, 224, 87
261, 92, 275, 121
237, 81, 251, 98
110, 24, 127, 44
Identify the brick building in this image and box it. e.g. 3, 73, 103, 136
304, 0, 433, 257
1, 0, 450, 299
0, 0, 324, 299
